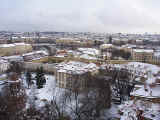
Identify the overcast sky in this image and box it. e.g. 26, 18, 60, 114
0, 0, 160, 33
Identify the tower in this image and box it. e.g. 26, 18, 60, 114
35, 32, 40, 43
7, 34, 13, 44
109, 35, 112, 44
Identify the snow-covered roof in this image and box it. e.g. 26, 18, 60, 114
121, 44, 137, 49
133, 49, 153, 53
0, 58, 9, 64
100, 44, 114, 49
136, 39, 143, 42
77, 48, 99, 55
14, 42, 30, 46
55, 54, 65, 58
79, 54, 97, 60
22, 50, 48, 56
22, 50, 49, 61
0, 44, 15, 48
12, 37, 18, 39
3, 55, 23, 60
56, 61, 99, 74
0, 43, 31, 48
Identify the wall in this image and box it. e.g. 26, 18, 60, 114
23, 62, 56, 74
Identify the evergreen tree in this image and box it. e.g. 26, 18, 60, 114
35, 67, 46, 89
26, 71, 32, 88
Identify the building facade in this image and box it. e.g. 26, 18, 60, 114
100, 44, 115, 60
132, 49, 153, 62
0, 43, 32, 56
55, 61, 99, 90
0, 59, 10, 73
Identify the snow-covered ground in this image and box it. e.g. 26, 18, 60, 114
35, 75, 56, 101
79, 54, 97, 60
24, 62, 160, 120
0, 61, 159, 119
131, 85, 160, 98
77, 48, 100, 56
117, 62, 160, 120
119, 101, 138, 120
102, 103, 120, 119
118, 100, 160, 120
22, 74, 65, 108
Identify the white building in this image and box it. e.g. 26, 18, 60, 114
55, 61, 99, 89
0, 58, 10, 72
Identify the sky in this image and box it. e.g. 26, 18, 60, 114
0, 0, 160, 33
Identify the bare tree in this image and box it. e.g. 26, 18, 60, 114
0, 72, 26, 120
7, 61, 24, 76
63, 74, 111, 120
41, 72, 111, 120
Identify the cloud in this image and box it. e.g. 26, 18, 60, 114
0, 0, 160, 33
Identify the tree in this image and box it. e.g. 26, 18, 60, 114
43, 72, 111, 120
43, 85, 70, 120
84, 76, 111, 118
112, 68, 135, 104
27, 84, 38, 118
61, 74, 111, 120
7, 61, 24, 76
44, 99, 70, 120
0, 72, 26, 120
26, 71, 32, 88
35, 66, 46, 89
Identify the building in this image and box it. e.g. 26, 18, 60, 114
12, 37, 35, 44
77, 48, 100, 60
132, 49, 154, 62
0, 58, 10, 73
100, 44, 115, 59
56, 38, 94, 48
55, 48, 100, 60
55, 61, 99, 90
0, 43, 32, 56
3, 55, 23, 62
121, 44, 137, 53
22, 50, 49, 62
